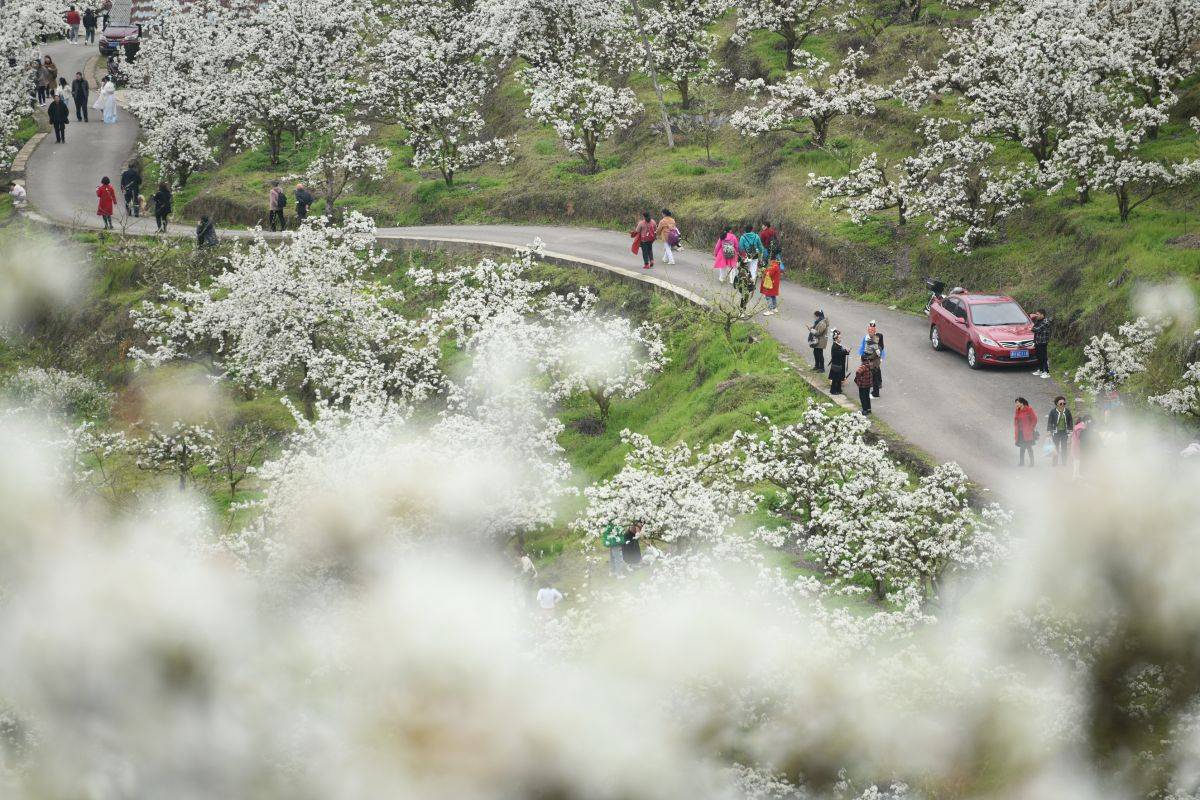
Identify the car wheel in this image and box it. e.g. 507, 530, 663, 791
930, 326, 943, 351
966, 344, 981, 369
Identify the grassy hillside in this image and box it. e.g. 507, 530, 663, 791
158, 2, 1200, 369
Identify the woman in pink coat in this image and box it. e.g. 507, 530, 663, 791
713, 226, 739, 282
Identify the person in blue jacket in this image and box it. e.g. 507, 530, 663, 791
738, 224, 765, 284
858, 321, 885, 398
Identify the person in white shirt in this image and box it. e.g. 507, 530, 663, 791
8, 182, 26, 206
536, 587, 563, 611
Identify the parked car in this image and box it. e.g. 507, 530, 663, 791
98, 24, 139, 57
928, 291, 1036, 369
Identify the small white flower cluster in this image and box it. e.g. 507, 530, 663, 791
1074, 315, 1162, 397
3, 366, 113, 420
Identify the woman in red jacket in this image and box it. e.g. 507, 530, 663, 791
96, 176, 116, 229
1014, 396, 1038, 467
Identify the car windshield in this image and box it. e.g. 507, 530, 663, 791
971, 302, 1028, 326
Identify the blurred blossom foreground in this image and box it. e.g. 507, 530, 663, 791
0, 226, 1198, 800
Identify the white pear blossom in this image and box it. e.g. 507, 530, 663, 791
1074, 316, 1162, 396
299, 117, 389, 215
732, 0, 850, 70
134, 420, 219, 491
523, 63, 643, 173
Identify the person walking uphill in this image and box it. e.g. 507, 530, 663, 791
120, 164, 141, 216
1032, 309, 1051, 378
829, 329, 848, 395
657, 208, 679, 265
631, 211, 656, 269
759, 252, 781, 316
1047, 395, 1073, 467
152, 182, 173, 233
83, 7, 97, 44
268, 180, 287, 231
71, 71, 88, 121
854, 355, 874, 416
738, 225, 765, 284
1014, 397, 1038, 467
65, 7, 81, 42
808, 310, 828, 371
713, 227, 739, 282
96, 177, 116, 230
47, 94, 70, 143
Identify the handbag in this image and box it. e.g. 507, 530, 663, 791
667, 228, 680, 246
630, 237, 640, 255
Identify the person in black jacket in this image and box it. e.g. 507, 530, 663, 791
196, 216, 218, 248
294, 183, 314, 223
152, 182, 172, 233
82, 8, 97, 43
120, 164, 141, 216
47, 94, 70, 143
1047, 395, 1073, 467
70, 71, 88, 121
828, 329, 849, 395
1032, 309, 1051, 378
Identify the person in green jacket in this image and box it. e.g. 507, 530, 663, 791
602, 522, 626, 576
738, 224, 765, 284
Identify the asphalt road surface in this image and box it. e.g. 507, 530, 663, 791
21, 39, 1065, 503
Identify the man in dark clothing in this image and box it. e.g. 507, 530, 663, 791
197, 216, 219, 248
120, 165, 141, 216
854, 356, 874, 416
1032, 309, 1051, 378
82, 8, 97, 43
47, 95, 70, 143
294, 183, 314, 223
70, 72, 88, 121
268, 180, 286, 231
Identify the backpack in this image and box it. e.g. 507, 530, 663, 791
721, 240, 736, 260
667, 228, 680, 247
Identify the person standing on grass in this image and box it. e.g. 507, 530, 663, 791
713, 226, 738, 282
66, 7, 81, 43
70, 71, 88, 122
96, 176, 116, 229
631, 211, 657, 269
1047, 395, 1073, 467
268, 180, 287, 231
152, 182, 172, 233
197, 215, 219, 248
760, 221, 777, 254
657, 208, 678, 265
854, 355, 874, 416
83, 7, 97, 43
1032, 309, 1051, 378
295, 183, 314, 223
829, 329, 848, 394
760, 251, 781, 316
738, 224, 764, 284
47, 93, 69, 143
120, 163, 141, 216
1014, 397, 1038, 467
808, 310, 828, 372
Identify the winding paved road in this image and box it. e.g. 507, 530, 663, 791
20, 39, 1065, 502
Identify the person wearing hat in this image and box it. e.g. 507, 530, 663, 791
858, 321, 885, 398
808, 310, 829, 371
853, 354, 874, 415
828, 329, 849, 395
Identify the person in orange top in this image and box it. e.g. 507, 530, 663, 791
96, 176, 117, 229
759, 255, 781, 315
1014, 397, 1039, 467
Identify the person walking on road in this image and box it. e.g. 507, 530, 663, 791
808, 310, 828, 371
713, 227, 738, 282
65, 7, 81, 42
83, 7, 97, 43
657, 208, 679, 265
631, 211, 656, 270
829, 329, 848, 395
197, 215, 219, 248
96, 76, 117, 124
1014, 397, 1038, 467
268, 180, 287, 231
35, 59, 53, 106
42, 57, 58, 100
1032, 309, 1051, 378
120, 164, 142, 216
47, 94, 70, 143
738, 224, 765, 284
96, 177, 116, 229
759, 251, 781, 315
854, 355, 874, 416
294, 183, 314, 223
733, 254, 754, 311
70, 71, 88, 121
859, 322, 885, 398
152, 182, 173, 233
1047, 395, 1073, 467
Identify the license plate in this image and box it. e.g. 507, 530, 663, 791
1011, 349, 1029, 359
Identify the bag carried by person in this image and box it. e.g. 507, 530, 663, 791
630, 235, 640, 255
667, 228, 680, 247
721, 240, 736, 260
762, 271, 774, 290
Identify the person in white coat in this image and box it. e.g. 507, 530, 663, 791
94, 77, 117, 124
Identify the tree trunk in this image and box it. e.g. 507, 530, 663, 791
1117, 186, 1131, 223
678, 76, 690, 110
812, 116, 829, 146
628, 0, 675, 149
268, 128, 282, 165
782, 24, 797, 70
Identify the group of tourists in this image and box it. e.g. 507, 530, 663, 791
1014, 395, 1093, 476
95, 163, 172, 232
267, 180, 316, 230
34, 54, 117, 137
629, 208, 682, 268
63, 5, 101, 45
603, 521, 648, 577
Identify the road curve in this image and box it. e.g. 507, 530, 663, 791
20, 40, 1063, 502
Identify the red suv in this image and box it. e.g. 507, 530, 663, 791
928, 292, 1036, 369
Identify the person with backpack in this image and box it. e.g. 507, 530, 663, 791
82, 7, 97, 43
854, 355, 874, 415
657, 208, 679, 265
152, 182, 172, 233
1014, 397, 1039, 467
829, 329, 849, 395
738, 224, 765, 284
631, 211, 657, 269
96, 176, 116, 229
733, 254, 754, 311
295, 183, 315, 223
196, 215, 219, 248
713, 227, 739, 282
760, 251, 781, 315
268, 180, 287, 231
